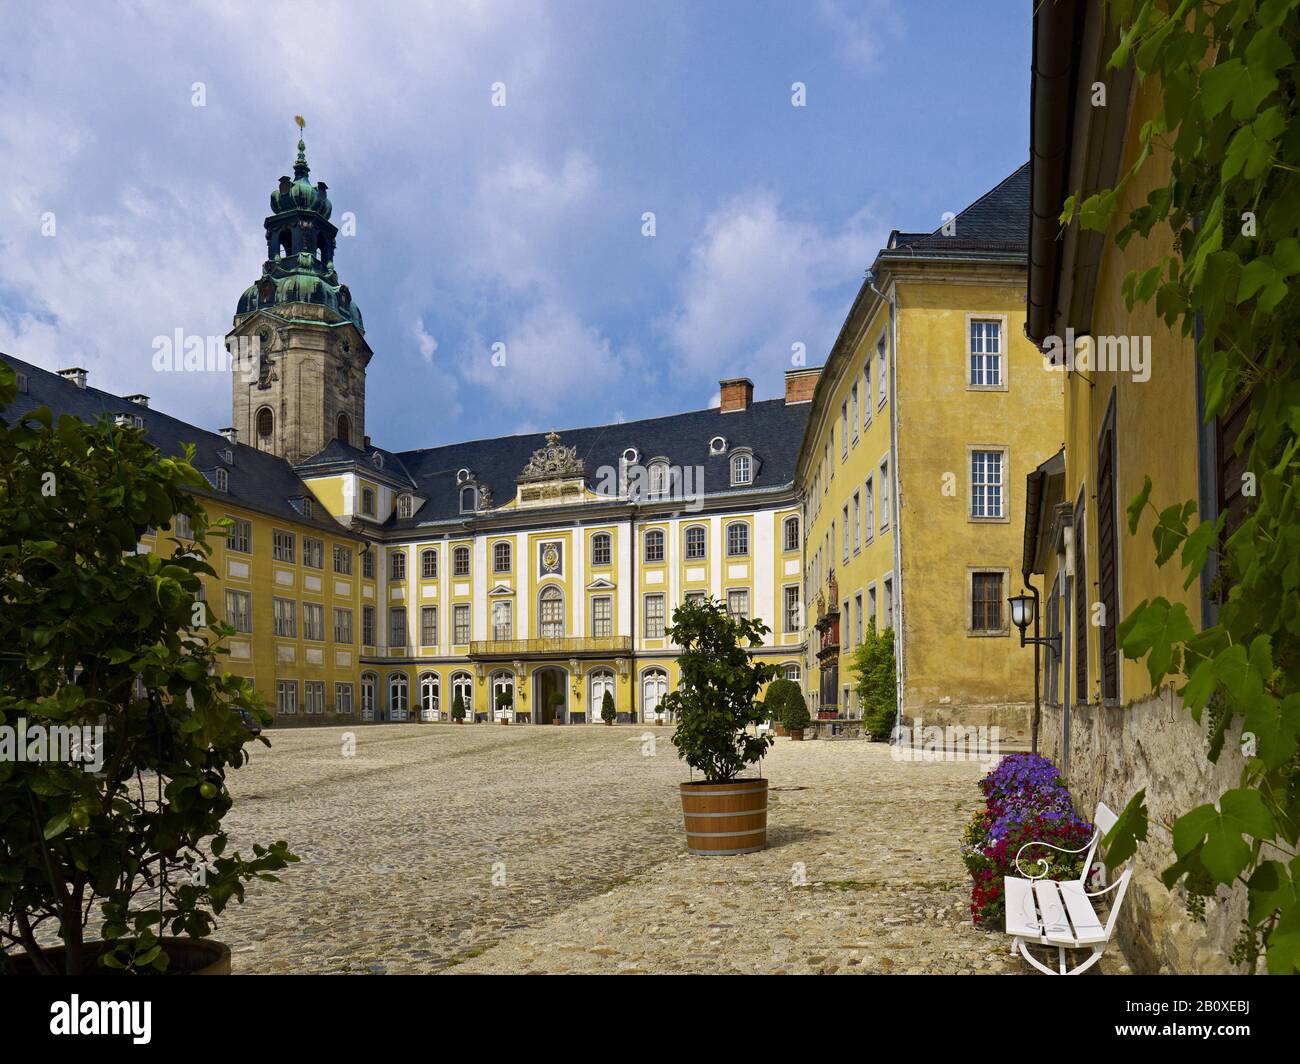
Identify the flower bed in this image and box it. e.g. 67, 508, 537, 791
960, 753, 1094, 927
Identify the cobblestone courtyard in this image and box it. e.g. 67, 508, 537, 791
216, 724, 1127, 974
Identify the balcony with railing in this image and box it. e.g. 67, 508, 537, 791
467, 635, 633, 659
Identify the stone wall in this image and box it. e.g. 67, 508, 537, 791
1041, 693, 1248, 973
906, 700, 1032, 743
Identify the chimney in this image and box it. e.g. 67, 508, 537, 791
124, 393, 150, 407
719, 377, 753, 414
220, 426, 239, 446
363, 434, 371, 449
784, 366, 821, 405
58, 367, 88, 389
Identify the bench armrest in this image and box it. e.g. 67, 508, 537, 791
1013, 830, 1101, 880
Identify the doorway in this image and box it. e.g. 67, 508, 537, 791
533, 666, 568, 724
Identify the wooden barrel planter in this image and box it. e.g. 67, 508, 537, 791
8, 937, 231, 975
788, 728, 804, 741
679, 778, 768, 856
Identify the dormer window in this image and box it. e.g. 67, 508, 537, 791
361, 487, 376, 516
456, 468, 471, 484
214, 468, 228, 493
397, 494, 413, 519
460, 486, 477, 513
647, 460, 669, 500
730, 452, 753, 487
372, 452, 384, 470
302, 497, 313, 519
709, 436, 727, 455
220, 448, 233, 465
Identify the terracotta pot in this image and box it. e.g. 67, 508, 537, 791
774, 722, 786, 736
604, 719, 613, 726
8, 937, 231, 975
500, 718, 509, 725
789, 729, 804, 741
656, 718, 663, 726
552, 717, 563, 725
680, 778, 768, 856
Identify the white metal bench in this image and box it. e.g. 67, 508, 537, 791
1004, 801, 1135, 975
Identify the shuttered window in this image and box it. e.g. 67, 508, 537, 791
1097, 418, 1120, 701
971, 572, 1003, 631
1074, 506, 1088, 704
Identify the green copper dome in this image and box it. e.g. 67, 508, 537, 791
234, 133, 363, 332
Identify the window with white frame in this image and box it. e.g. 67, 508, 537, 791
539, 586, 564, 638
304, 681, 325, 714
172, 512, 192, 540
648, 461, 668, 499
879, 460, 890, 531
389, 607, 407, 648
227, 517, 251, 554
969, 319, 1003, 387
362, 548, 375, 579
726, 522, 749, 557
591, 533, 612, 567
840, 402, 849, 458
334, 606, 353, 644
453, 603, 470, 644
730, 453, 752, 486
303, 603, 324, 641
362, 605, 375, 646
453, 546, 470, 577
273, 597, 296, 638
644, 529, 665, 563
333, 544, 353, 574
971, 449, 1005, 518
685, 525, 706, 560
335, 682, 354, 715
783, 515, 800, 552
784, 585, 800, 633
303, 537, 323, 569
491, 600, 512, 640
389, 674, 408, 720
850, 383, 859, 439
389, 549, 406, 581
493, 541, 511, 573
360, 674, 376, 719
591, 596, 613, 638
225, 590, 252, 633
419, 673, 439, 720
422, 605, 438, 645
842, 505, 850, 563
644, 593, 665, 639
272, 529, 295, 563
863, 363, 872, 427
877, 336, 888, 406
854, 592, 864, 646
276, 680, 297, 715
361, 487, 376, 516
852, 491, 862, 551
421, 548, 437, 579
726, 589, 750, 620
397, 494, 413, 519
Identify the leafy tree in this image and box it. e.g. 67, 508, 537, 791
600, 689, 617, 724
662, 597, 777, 781
1062, 1, 1300, 972
0, 363, 295, 974
851, 623, 897, 740
764, 678, 809, 732
452, 692, 467, 722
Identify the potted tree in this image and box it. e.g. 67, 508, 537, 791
452, 691, 468, 724
765, 677, 809, 740
0, 364, 295, 974
494, 687, 512, 725
550, 692, 565, 725
662, 597, 777, 856
600, 689, 617, 726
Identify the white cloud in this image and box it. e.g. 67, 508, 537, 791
414, 319, 438, 362
817, 0, 902, 71
666, 190, 883, 396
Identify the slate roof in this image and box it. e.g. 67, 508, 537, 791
300, 398, 811, 529
883, 162, 1030, 258
0, 353, 362, 540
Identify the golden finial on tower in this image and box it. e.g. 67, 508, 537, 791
294, 114, 306, 132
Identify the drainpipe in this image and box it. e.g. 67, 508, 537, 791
1023, 574, 1042, 755
867, 271, 905, 740
1060, 523, 1074, 775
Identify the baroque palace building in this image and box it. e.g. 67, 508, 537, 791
797, 164, 1063, 736
2, 136, 1058, 734
2, 136, 811, 727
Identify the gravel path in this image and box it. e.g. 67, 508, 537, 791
214, 724, 1128, 975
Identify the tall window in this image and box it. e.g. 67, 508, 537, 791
421, 605, 438, 646
396, 494, 413, 519
303, 603, 324, 641
784, 585, 801, 634
877, 336, 888, 406
726, 589, 750, 620
644, 529, 665, 563
335, 682, 354, 715
225, 590, 252, 633
453, 546, 470, 577
303, 537, 323, 569
388, 674, 409, 720
783, 516, 800, 552
726, 522, 749, 557
273, 597, 296, 638
1075, 506, 1088, 704
257, 406, 274, 441
362, 548, 375, 579
460, 486, 477, 513
451, 673, 472, 718
591, 596, 613, 638
879, 461, 890, 530
842, 504, 850, 563
389, 607, 407, 648
969, 319, 1003, 386
730, 453, 752, 486
591, 533, 612, 567
361, 487, 376, 516
648, 462, 668, 499
336, 413, 351, 446
389, 550, 406, 581
420, 673, 440, 721
1098, 410, 1120, 701
421, 548, 438, 579
840, 402, 848, 457
273, 529, 295, 563
853, 491, 862, 551
971, 450, 1005, 518
644, 593, 665, 639
360, 673, 376, 720
453, 603, 470, 644
883, 577, 894, 629
334, 606, 353, 644
863, 362, 872, 427
971, 571, 1004, 632
226, 517, 251, 554
854, 592, 864, 646
493, 541, 512, 573
304, 681, 325, 715
333, 544, 353, 574
685, 525, 706, 560
276, 680, 297, 715
850, 383, 859, 438
492, 600, 512, 641
362, 605, 375, 645
539, 586, 564, 638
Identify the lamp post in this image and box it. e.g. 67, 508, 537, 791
1008, 587, 1058, 754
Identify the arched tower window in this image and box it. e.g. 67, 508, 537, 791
336, 412, 351, 446
278, 230, 292, 258
256, 407, 274, 449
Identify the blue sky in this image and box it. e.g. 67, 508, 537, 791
0, 0, 1030, 451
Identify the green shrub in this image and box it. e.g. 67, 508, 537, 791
600, 689, 617, 723
764, 677, 809, 731
451, 692, 467, 721
851, 623, 898, 740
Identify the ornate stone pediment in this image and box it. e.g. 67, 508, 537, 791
518, 431, 585, 483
